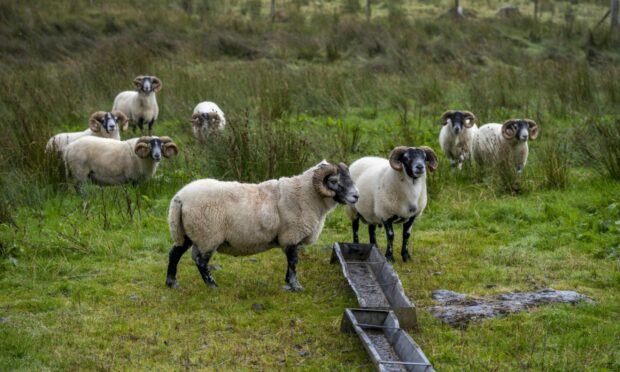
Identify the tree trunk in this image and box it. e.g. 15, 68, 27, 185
366, 0, 371, 22
271, 0, 276, 22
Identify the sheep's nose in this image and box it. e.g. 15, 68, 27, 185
351, 193, 359, 202
415, 164, 425, 171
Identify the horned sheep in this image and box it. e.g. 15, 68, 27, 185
63, 136, 178, 193
112, 75, 162, 135
191, 101, 226, 140
165, 161, 359, 292
345, 146, 438, 262
438, 110, 478, 169
46, 111, 128, 153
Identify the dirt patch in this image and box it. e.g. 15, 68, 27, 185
429, 288, 593, 328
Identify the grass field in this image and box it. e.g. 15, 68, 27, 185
1, 0, 619, 370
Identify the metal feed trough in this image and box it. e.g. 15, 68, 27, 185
331, 242, 417, 329
341, 309, 434, 372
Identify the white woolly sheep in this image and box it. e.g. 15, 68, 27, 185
191, 101, 226, 140
64, 135, 178, 193
438, 110, 478, 169
165, 162, 359, 292
112, 75, 162, 135
345, 146, 438, 262
46, 111, 128, 154
473, 119, 539, 172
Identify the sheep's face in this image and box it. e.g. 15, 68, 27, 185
100, 112, 118, 133
133, 75, 162, 94
195, 112, 222, 129
390, 146, 439, 179
89, 111, 129, 134
134, 136, 179, 161
502, 119, 539, 142
441, 110, 476, 135
327, 164, 359, 205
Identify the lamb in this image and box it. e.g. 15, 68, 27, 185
64, 135, 178, 193
112, 75, 162, 135
191, 101, 226, 140
473, 119, 539, 172
345, 146, 438, 262
438, 110, 478, 169
46, 111, 128, 154
165, 161, 359, 292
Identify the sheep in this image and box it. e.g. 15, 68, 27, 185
473, 119, 539, 172
191, 101, 226, 140
345, 146, 438, 262
64, 135, 178, 193
112, 75, 162, 135
165, 161, 359, 292
46, 111, 129, 154
438, 110, 478, 169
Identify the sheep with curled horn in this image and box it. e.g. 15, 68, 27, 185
63, 135, 178, 194
438, 110, 478, 170
473, 119, 539, 173
46, 111, 129, 154
345, 146, 438, 262
112, 75, 162, 135
165, 161, 359, 292
191, 101, 226, 141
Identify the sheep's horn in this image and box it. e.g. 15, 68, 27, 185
133, 75, 145, 89
440, 110, 455, 125
112, 111, 129, 131
191, 113, 202, 126
151, 76, 162, 93
134, 137, 151, 158
501, 119, 518, 140
419, 146, 438, 172
389, 146, 409, 171
160, 136, 179, 158
524, 119, 539, 140
88, 111, 106, 133
463, 111, 477, 128
312, 163, 338, 198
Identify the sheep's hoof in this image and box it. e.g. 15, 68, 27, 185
385, 254, 395, 263
401, 252, 411, 262
283, 282, 304, 292
206, 281, 218, 289
166, 278, 178, 289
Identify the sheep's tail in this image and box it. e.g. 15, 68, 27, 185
168, 194, 186, 246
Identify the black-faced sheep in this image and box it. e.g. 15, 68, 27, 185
165, 162, 359, 292
473, 119, 539, 172
438, 110, 477, 169
345, 146, 438, 262
112, 76, 162, 135
46, 111, 128, 153
191, 101, 226, 140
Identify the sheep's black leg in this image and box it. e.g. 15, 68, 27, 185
368, 224, 377, 245
147, 119, 155, 136
284, 244, 303, 292
352, 216, 360, 244
401, 216, 416, 263
166, 235, 192, 288
383, 219, 396, 262
193, 247, 218, 288
136, 118, 144, 134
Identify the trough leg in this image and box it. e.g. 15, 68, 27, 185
401, 216, 416, 262
166, 236, 192, 288
147, 119, 155, 136
352, 217, 360, 244
193, 247, 218, 288
368, 224, 377, 245
284, 244, 303, 292
383, 220, 395, 262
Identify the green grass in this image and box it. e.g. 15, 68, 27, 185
1, 0, 620, 370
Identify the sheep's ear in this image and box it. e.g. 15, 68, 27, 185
463, 111, 477, 128
525, 119, 539, 140
133, 76, 145, 89
113, 111, 129, 131
160, 136, 179, 158
152, 76, 162, 93
191, 113, 202, 127
440, 110, 454, 126
389, 146, 408, 171
312, 163, 338, 198
134, 138, 151, 158
501, 119, 518, 140
88, 111, 105, 133
420, 146, 438, 172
